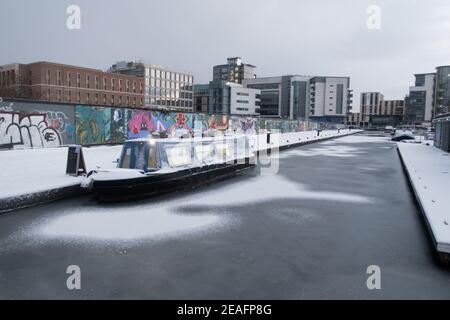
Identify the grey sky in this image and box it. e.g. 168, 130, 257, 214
1, 0, 450, 111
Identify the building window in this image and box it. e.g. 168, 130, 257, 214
77, 73, 81, 88
119, 79, 123, 92
126, 80, 130, 92
103, 94, 107, 104
57, 70, 61, 86
46, 70, 51, 85
46, 88, 51, 100
126, 96, 130, 106
86, 93, 90, 104
57, 89, 62, 101
67, 91, 72, 102
111, 95, 115, 105
119, 96, 122, 105
86, 75, 90, 89
95, 93, 99, 104
103, 77, 107, 90
95, 76, 99, 89
67, 73, 71, 87
133, 81, 136, 93
77, 92, 81, 103
140, 82, 143, 94
111, 78, 115, 91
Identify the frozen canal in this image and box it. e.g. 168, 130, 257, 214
1, 133, 450, 299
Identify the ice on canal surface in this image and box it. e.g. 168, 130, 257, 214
319, 135, 390, 145
32, 174, 373, 244
40, 208, 225, 242
280, 145, 366, 158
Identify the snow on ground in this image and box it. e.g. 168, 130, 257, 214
398, 142, 450, 253
17, 174, 373, 245
39, 207, 228, 243
0, 145, 121, 199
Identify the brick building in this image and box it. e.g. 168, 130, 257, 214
0, 62, 145, 108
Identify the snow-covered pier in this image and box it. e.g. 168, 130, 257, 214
398, 142, 450, 260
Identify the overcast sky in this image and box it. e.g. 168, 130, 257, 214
1, 0, 450, 110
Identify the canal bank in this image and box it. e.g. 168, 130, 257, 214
0, 129, 361, 213
397, 141, 450, 262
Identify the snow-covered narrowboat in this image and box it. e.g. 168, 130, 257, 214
82, 134, 256, 201
391, 129, 415, 142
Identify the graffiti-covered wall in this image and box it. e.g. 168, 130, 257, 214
1, 98, 324, 149
75, 106, 128, 145
75, 106, 239, 145
259, 118, 318, 133
0, 99, 75, 149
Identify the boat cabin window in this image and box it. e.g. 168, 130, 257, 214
195, 144, 214, 162
215, 143, 231, 159
235, 137, 247, 159
165, 145, 192, 167
119, 141, 156, 171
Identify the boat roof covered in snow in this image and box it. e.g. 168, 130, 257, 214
115, 134, 253, 174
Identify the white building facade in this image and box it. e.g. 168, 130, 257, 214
229, 84, 261, 116
409, 73, 435, 123
309, 76, 352, 123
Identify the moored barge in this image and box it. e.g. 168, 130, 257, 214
83, 134, 255, 201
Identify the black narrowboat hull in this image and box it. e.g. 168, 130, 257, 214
91, 159, 255, 202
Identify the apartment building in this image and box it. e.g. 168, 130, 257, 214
0, 62, 145, 107
110, 61, 194, 112
346, 92, 404, 127
213, 57, 256, 84
208, 80, 260, 116
407, 73, 435, 123
309, 77, 352, 123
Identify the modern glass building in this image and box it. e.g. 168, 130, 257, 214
193, 84, 210, 113
244, 75, 351, 121
110, 61, 194, 112
208, 80, 260, 116
434, 66, 450, 117
243, 76, 292, 118
213, 57, 256, 84
291, 76, 311, 120
407, 73, 435, 123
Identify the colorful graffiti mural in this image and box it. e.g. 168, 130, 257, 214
75, 106, 130, 145
229, 116, 258, 135
0, 100, 75, 149
259, 118, 318, 133
127, 111, 196, 139
1, 99, 329, 149
0, 112, 62, 149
